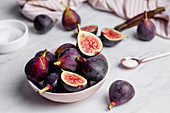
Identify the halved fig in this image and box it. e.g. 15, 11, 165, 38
74, 25, 98, 35
100, 28, 128, 47
55, 43, 76, 58
76, 54, 108, 82
61, 70, 88, 92
77, 24, 103, 57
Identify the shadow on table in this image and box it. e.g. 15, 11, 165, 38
16, 76, 67, 107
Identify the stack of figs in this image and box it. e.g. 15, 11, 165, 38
25, 25, 109, 93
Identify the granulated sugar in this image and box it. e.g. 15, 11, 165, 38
0, 27, 23, 43
122, 59, 139, 68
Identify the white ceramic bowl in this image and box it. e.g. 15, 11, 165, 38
0, 19, 28, 53
27, 47, 109, 103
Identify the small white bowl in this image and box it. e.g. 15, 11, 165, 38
0, 19, 28, 53
27, 47, 109, 103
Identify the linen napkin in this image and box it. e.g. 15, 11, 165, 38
18, 0, 170, 39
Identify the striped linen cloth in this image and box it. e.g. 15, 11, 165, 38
18, 0, 170, 39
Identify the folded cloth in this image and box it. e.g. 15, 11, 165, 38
18, 0, 170, 39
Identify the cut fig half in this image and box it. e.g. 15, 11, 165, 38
61, 70, 88, 92
77, 24, 103, 57
101, 28, 128, 47
74, 25, 98, 35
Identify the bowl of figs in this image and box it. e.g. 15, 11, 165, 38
24, 28, 109, 103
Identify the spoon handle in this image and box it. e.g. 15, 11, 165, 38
141, 52, 170, 63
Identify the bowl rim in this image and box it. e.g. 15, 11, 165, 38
27, 47, 110, 96
0, 19, 28, 45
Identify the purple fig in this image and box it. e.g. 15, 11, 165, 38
108, 80, 135, 110
54, 48, 81, 72
34, 15, 57, 34
61, 2, 81, 31
37, 72, 60, 94
25, 49, 49, 82
76, 54, 108, 81
137, 11, 156, 41
55, 43, 76, 58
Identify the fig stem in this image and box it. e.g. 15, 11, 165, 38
123, 35, 128, 38
77, 24, 81, 33
108, 102, 116, 110
60, 2, 69, 10
37, 84, 51, 94
144, 11, 148, 21
76, 57, 86, 62
61, 69, 65, 72
54, 18, 58, 23
54, 61, 61, 66
41, 49, 48, 57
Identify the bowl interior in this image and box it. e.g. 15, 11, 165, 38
27, 47, 109, 103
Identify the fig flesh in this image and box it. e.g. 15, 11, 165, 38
74, 25, 98, 35
108, 80, 135, 110
100, 28, 128, 47
77, 54, 108, 81
34, 14, 57, 34
25, 49, 49, 82
137, 11, 156, 41
55, 43, 76, 58
61, 2, 80, 31
37, 72, 60, 94
54, 48, 81, 72
77, 24, 103, 57
61, 70, 87, 92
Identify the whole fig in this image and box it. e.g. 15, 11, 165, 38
25, 49, 49, 82
137, 11, 156, 41
34, 14, 57, 34
108, 80, 135, 110
61, 2, 81, 31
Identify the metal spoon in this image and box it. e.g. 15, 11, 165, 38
121, 52, 170, 69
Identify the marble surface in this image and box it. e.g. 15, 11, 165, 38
0, 1, 170, 113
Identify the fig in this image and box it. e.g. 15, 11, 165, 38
61, 70, 87, 92
34, 14, 57, 34
61, 2, 81, 31
77, 24, 103, 57
137, 11, 156, 41
55, 43, 76, 58
35, 50, 56, 64
100, 28, 128, 47
54, 48, 81, 72
37, 72, 60, 94
76, 54, 108, 81
108, 80, 135, 110
25, 49, 49, 82
74, 25, 98, 35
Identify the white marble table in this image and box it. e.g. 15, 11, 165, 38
0, 1, 170, 113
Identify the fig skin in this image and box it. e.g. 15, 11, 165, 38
100, 35, 121, 47
37, 72, 59, 94
55, 43, 76, 58
108, 80, 135, 110
77, 54, 108, 82
25, 50, 49, 82
137, 11, 156, 41
100, 28, 127, 47
74, 25, 98, 35
35, 50, 56, 64
34, 14, 57, 34
61, 2, 81, 31
54, 48, 81, 72
61, 70, 88, 92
